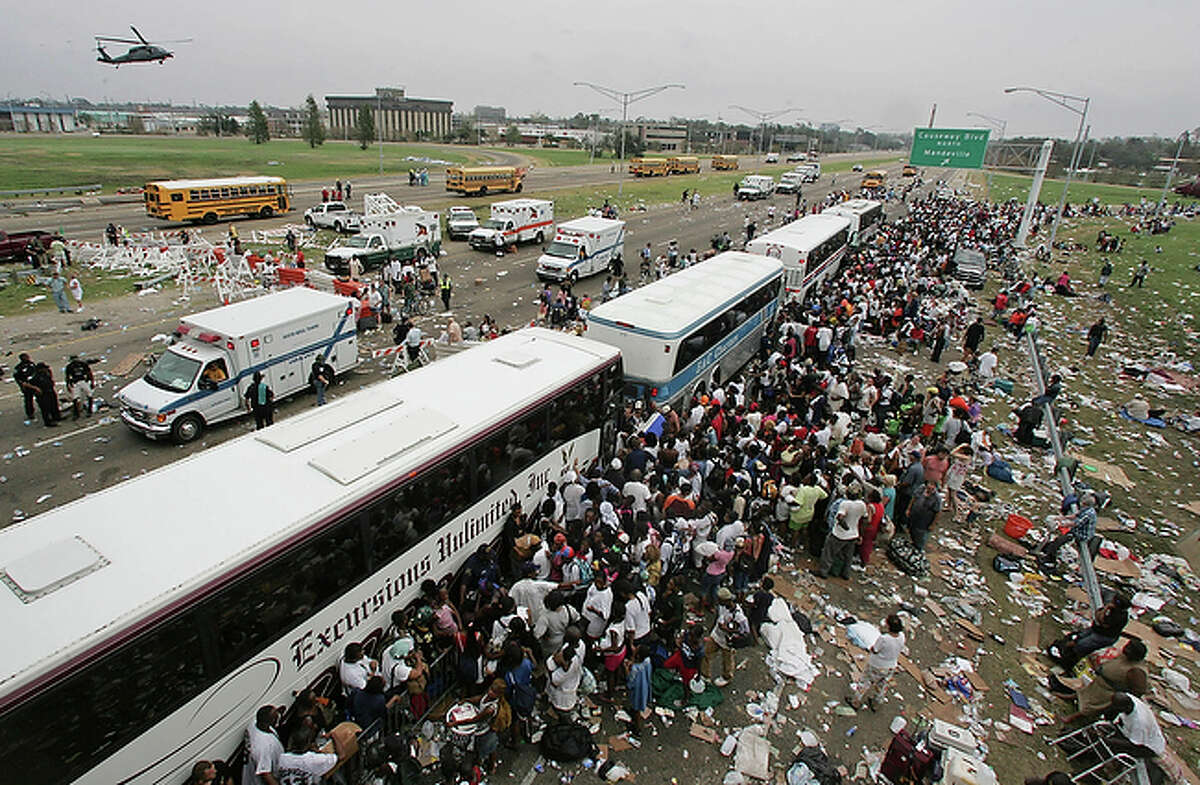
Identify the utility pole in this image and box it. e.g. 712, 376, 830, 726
730, 105, 802, 158
574, 81, 685, 196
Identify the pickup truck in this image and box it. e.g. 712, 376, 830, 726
324, 232, 440, 275
304, 201, 360, 233
0, 230, 61, 263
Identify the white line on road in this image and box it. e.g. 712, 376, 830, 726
33, 418, 115, 448
518, 757, 544, 785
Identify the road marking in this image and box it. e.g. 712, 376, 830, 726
518, 757, 544, 785
32, 418, 115, 448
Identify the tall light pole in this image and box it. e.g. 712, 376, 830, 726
966, 112, 1007, 195
1158, 131, 1189, 214
730, 105, 802, 157
574, 81, 685, 196
1005, 87, 1089, 253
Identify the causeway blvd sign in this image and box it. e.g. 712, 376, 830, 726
910, 128, 990, 169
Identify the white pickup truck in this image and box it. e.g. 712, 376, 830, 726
304, 201, 360, 233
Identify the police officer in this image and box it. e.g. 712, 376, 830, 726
13, 353, 38, 425
439, 275, 453, 312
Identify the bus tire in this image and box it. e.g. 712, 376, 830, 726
479, 186, 488, 196
202, 212, 218, 225
260, 206, 274, 218
171, 413, 205, 444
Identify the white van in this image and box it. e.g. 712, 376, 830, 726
737, 175, 776, 200
468, 198, 555, 250
796, 162, 821, 182
776, 172, 804, 194
117, 288, 359, 443
536, 216, 625, 283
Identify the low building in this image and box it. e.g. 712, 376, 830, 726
0, 103, 78, 133
266, 108, 305, 138
325, 87, 453, 141
473, 105, 506, 124
636, 123, 687, 152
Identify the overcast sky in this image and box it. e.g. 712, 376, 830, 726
4, 0, 1196, 139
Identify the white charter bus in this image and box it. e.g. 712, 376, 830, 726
745, 213, 851, 302
824, 198, 884, 247
585, 251, 782, 408
0, 329, 621, 785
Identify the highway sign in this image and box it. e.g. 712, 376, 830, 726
909, 128, 990, 169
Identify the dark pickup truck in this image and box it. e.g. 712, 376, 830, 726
0, 230, 61, 263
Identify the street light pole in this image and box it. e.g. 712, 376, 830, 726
966, 112, 1007, 196
730, 105, 802, 159
1005, 87, 1089, 254
1158, 131, 1188, 214
574, 81, 685, 197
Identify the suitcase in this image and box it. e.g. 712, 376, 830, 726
939, 750, 996, 785
929, 720, 977, 755
881, 730, 937, 785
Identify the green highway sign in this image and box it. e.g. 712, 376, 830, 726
909, 128, 990, 169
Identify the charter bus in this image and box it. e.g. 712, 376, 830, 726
444, 166, 526, 196
824, 198, 884, 247
629, 157, 670, 177
711, 154, 739, 170
143, 176, 291, 224
667, 156, 700, 174
586, 251, 782, 408
746, 213, 851, 302
0, 329, 620, 785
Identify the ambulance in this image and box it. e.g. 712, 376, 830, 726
535, 217, 626, 283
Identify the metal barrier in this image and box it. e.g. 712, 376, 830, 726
1023, 329, 1103, 611
384, 645, 462, 734
0, 184, 102, 198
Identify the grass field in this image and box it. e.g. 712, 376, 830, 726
0, 136, 487, 193
489, 147, 595, 167
971, 171, 1200, 208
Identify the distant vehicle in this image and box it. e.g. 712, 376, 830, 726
468, 198, 554, 251
861, 170, 887, 189
902, 165, 919, 177
630, 157, 671, 177
667, 156, 700, 175
446, 206, 480, 239
587, 251, 782, 408
737, 175, 776, 200
1174, 180, 1200, 198
786, 152, 808, 163
324, 204, 440, 274
795, 162, 821, 183
824, 198, 884, 247
952, 247, 987, 289
746, 213, 851, 301
143, 176, 290, 224
711, 155, 739, 171
776, 172, 804, 194
0, 229, 61, 264
765, 152, 780, 163
304, 201, 359, 233
852, 163, 864, 172
118, 288, 358, 443
95, 25, 191, 66
536, 216, 625, 283
444, 166, 525, 196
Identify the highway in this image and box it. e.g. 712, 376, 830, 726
0, 157, 927, 525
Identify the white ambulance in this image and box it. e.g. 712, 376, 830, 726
468, 198, 555, 251
535, 217, 626, 283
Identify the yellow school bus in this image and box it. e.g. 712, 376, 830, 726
143, 176, 291, 224
861, 170, 887, 189
902, 165, 918, 177
445, 166, 526, 196
667, 156, 700, 174
711, 155, 739, 171
629, 157, 670, 177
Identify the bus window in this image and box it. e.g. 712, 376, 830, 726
675, 333, 707, 374
507, 408, 548, 473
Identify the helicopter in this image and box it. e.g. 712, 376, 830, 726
95, 26, 191, 66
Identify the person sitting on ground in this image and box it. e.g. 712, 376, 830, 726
1046, 592, 1131, 670
1053, 638, 1149, 724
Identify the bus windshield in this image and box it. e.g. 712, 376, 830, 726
144, 351, 201, 393
545, 240, 579, 259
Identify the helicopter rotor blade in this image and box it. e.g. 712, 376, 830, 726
95, 36, 142, 44
152, 38, 194, 44
130, 26, 149, 44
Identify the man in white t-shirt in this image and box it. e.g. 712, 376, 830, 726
560, 472, 585, 523
849, 614, 907, 710
622, 469, 653, 514
977, 349, 998, 381
582, 572, 613, 640
277, 725, 340, 785
622, 586, 653, 644
817, 483, 866, 579
242, 705, 284, 785
1106, 693, 1166, 758
338, 643, 376, 695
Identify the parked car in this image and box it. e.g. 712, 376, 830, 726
765, 152, 780, 163
851, 164, 864, 172
446, 206, 480, 240
1174, 180, 1200, 198
304, 201, 360, 233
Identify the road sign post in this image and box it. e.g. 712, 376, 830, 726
909, 128, 990, 169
